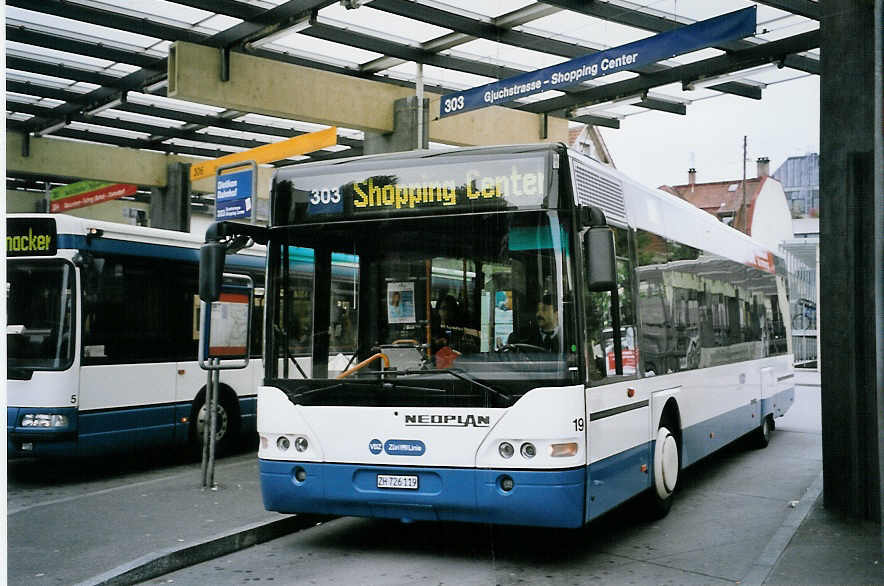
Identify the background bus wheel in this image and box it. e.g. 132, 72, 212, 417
647, 424, 680, 519
751, 414, 772, 449
192, 392, 238, 455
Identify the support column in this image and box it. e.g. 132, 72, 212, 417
150, 162, 192, 232
363, 96, 430, 155
819, 0, 883, 522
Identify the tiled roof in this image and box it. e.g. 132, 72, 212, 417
661, 177, 767, 233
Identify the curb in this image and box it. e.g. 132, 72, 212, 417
74, 514, 328, 586
740, 471, 824, 586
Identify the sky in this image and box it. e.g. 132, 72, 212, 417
598, 74, 820, 189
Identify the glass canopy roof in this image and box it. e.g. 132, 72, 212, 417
5, 0, 819, 194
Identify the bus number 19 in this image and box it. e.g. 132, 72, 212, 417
573, 417, 584, 432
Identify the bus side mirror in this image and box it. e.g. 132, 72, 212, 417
585, 226, 616, 291
199, 242, 226, 302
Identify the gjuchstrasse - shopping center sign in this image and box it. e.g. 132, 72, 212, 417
438, 7, 757, 118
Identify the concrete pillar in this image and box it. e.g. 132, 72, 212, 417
819, 0, 883, 522
150, 162, 191, 232
363, 96, 430, 155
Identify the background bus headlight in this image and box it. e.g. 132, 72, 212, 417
498, 442, 514, 459
21, 414, 68, 428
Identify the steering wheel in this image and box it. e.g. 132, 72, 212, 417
496, 343, 546, 353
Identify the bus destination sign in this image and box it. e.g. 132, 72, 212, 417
7, 218, 57, 257
284, 154, 551, 222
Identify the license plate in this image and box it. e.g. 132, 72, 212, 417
377, 474, 419, 490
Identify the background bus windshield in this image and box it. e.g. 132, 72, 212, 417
7, 259, 75, 373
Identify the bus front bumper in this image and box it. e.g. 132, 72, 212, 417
259, 459, 586, 528
7, 406, 78, 458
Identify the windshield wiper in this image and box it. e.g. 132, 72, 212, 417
290, 378, 445, 401
399, 368, 512, 405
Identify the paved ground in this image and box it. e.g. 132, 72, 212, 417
8, 370, 882, 585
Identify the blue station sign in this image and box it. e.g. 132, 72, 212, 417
215, 166, 255, 221
438, 6, 757, 118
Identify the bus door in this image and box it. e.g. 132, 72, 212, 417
582, 226, 649, 522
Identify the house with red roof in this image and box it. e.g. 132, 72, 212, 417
659, 157, 793, 254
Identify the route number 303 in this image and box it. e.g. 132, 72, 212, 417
310, 188, 341, 205
442, 95, 465, 114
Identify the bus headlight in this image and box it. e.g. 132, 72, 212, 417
21, 414, 68, 428
498, 442, 514, 459
520, 442, 536, 458
294, 436, 309, 452
277, 436, 291, 451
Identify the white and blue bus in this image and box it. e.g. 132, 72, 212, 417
206, 143, 794, 528
6, 214, 266, 458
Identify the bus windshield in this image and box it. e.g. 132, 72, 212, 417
270, 210, 576, 398
7, 259, 76, 373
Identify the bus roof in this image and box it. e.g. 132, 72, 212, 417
7, 213, 264, 259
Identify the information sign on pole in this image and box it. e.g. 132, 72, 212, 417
438, 6, 757, 118
198, 273, 254, 369
215, 162, 257, 222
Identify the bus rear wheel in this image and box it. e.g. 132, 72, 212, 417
647, 424, 680, 519
192, 392, 238, 455
751, 414, 773, 449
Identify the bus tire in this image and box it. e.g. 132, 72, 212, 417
751, 414, 772, 449
191, 388, 240, 455
647, 424, 680, 519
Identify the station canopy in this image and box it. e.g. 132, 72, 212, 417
5, 0, 820, 196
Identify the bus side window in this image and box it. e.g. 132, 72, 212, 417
585, 227, 635, 383
636, 229, 668, 376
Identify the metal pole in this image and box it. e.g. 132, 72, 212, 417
741, 136, 747, 234
207, 360, 219, 488
416, 62, 424, 150
200, 365, 212, 487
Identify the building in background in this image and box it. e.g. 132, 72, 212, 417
659, 157, 793, 253
775, 153, 820, 368
774, 152, 820, 219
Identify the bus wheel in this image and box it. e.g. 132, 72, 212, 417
192, 393, 237, 454
647, 425, 680, 519
751, 415, 772, 449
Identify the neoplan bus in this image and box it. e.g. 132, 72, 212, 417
7, 214, 264, 458
202, 143, 794, 528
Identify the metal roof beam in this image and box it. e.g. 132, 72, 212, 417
542, 0, 819, 75
366, 0, 761, 97
636, 96, 687, 115
6, 0, 208, 44
303, 21, 527, 80
704, 81, 763, 100
368, 0, 588, 59
569, 114, 620, 129
754, 1, 820, 20
520, 30, 819, 114
6, 25, 166, 70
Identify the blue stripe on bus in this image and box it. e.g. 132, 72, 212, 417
680, 400, 761, 467
8, 395, 259, 458
56, 235, 264, 269
258, 396, 793, 527
259, 460, 586, 528
762, 387, 795, 420
586, 442, 651, 521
